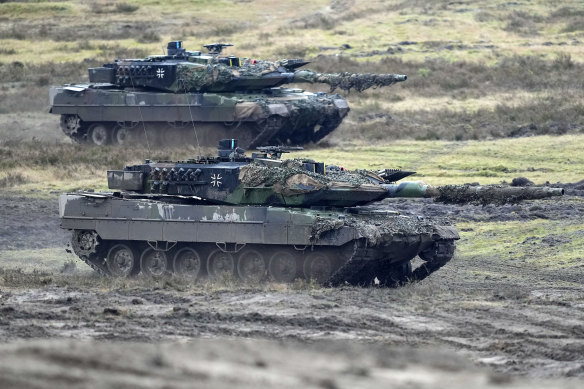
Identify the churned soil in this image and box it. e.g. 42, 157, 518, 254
0, 187, 583, 387
0, 339, 581, 389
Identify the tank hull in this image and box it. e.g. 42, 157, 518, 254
60, 193, 459, 285
49, 86, 349, 147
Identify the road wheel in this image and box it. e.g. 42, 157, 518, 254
87, 124, 112, 146
112, 125, 130, 145
140, 248, 169, 277
237, 249, 266, 282
207, 249, 235, 278
173, 247, 202, 280
303, 250, 334, 283
106, 243, 138, 277
268, 250, 298, 283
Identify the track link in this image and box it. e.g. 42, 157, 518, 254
327, 239, 456, 287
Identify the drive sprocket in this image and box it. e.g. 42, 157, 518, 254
71, 230, 100, 258
60, 115, 82, 136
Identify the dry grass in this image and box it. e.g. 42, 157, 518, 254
0, 0, 583, 144
0, 262, 322, 293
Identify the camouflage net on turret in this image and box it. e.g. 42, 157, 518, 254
176, 61, 282, 92
176, 64, 233, 92
239, 160, 373, 195
175, 60, 405, 93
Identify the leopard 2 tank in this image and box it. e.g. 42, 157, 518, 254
49, 41, 406, 148
58, 140, 563, 285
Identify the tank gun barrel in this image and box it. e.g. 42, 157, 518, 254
382, 182, 564, 205
291, 70, 407, 92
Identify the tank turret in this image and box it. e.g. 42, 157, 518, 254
49, 41, 406, 147
108, 139, 563, 207
87, 41, 407, 93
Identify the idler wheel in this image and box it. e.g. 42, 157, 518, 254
268, 250, 298, 283
419, 240, 456, 264
237, 249, 266, 282
207, 249, 235, 278
140, 248, 169, 277
87, 124, 112, 146
106, 244, 138, 277
173, 247, 202, 279
303, 251, 334, 283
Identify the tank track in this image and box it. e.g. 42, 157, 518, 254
411, 240, 456, 283
80, 253, 110, 276
59, 114, 339, 148
327, 239, 456, 286
69, 230, 455, 286
70, 230, 110, 275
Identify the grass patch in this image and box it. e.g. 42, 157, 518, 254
0, 248, 78, 274
0, 140, 215, 192
458, 219, 584, 270
0, 2, 71, 17
0, 263, 327, 293
296, 134, 584, 185
0, 172, 29, 188
0, 134, 582, 192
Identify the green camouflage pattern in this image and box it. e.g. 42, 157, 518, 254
171, 63, 407, 93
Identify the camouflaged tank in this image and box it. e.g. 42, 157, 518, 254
49, 41, 406, 148
59, 140, 563, 285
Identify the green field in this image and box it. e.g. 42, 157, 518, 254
1, 0, 583, 141
1, 134, 582, 192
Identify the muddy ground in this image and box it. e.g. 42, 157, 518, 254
0, 188, 583, 387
